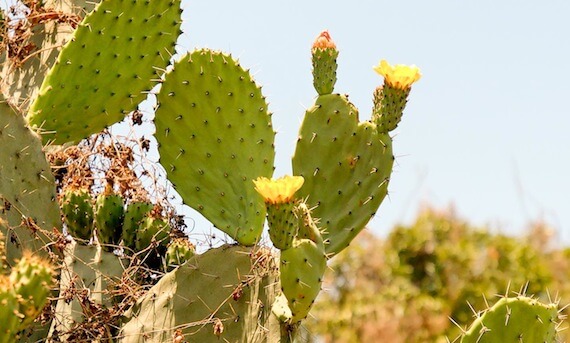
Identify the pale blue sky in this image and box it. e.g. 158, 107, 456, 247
176, 1, 570, 242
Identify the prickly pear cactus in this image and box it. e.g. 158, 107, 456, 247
120, 245, 280, 343
292, 33, 420, 257
154, 49, 275, 246
0, 95, 61, 263
460, 296, 560, 343
27, 0, 182, 144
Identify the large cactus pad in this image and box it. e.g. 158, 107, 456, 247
120, 245, 280, 342
155, 49, 275, 246
0, 96, 60, 263
27, 0, 182, 144
292, 94, 394, 256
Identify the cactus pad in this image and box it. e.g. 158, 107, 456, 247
60, 187, 95, 241
120, 244, 280, 342
27, 0, 182, 144
460, 296, 559, 343
122, 201, 153, 250
292, 94, 394, 256
0, 96, 61, 263
279, 238, 327, 323
95, 192, 124, 248
155, 49, 275, 246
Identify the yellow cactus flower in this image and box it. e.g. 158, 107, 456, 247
373, 59, 421, 90
253, 176, 304, 205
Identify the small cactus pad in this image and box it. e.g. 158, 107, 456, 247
120, 245, 280, 342
292, 94, 394, 256
279, 238, 326, 323
0, 96, 61, 263
60, 187, 94, 241
94, 192, 124, 248
0, 276, 20, 342
27, 0, 182, 144
155, 49, 275, 246
460, 296, 559, 343
135, 215, 170, 251
122, 201, 153, 250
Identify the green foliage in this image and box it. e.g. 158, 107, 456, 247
306, 208, 561, 342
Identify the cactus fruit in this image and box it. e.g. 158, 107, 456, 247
0, 276, 20, 342
460, 296, 559, 343
292, 94, 394, 256
372, 60, 421, 133
166, 238, 195, 268
10, 252, 54, 330
155, 49, 275, 246
0, 95, 61, 263
254, 176, 305, 250
60, 186, 94, 241
95, 189, 125, 249
311, 31, 339, 95
27, 0, 183, 144
122, 201, 153, 250
120, 244, 280, 343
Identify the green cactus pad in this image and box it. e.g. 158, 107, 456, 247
120, 244, 280, 343
95, 192, 124, 248
27, 0, 182, 144
135, 216, 170, 251
292, 94, 394, 256
60, 187, 94, 241
267, 201, 298, 250
279, 238, 326, 323
122, 201, 153, 250
460, 296, 559, 343
49, 240, 125, 339
155, 49, 275, 246
0, 96, 61, 263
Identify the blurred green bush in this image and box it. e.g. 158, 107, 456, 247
305, 207, 568, 342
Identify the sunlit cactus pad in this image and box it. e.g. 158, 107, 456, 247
28, 0, 182, 144
155, 49, 275, 246
292, 94, 394, 256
